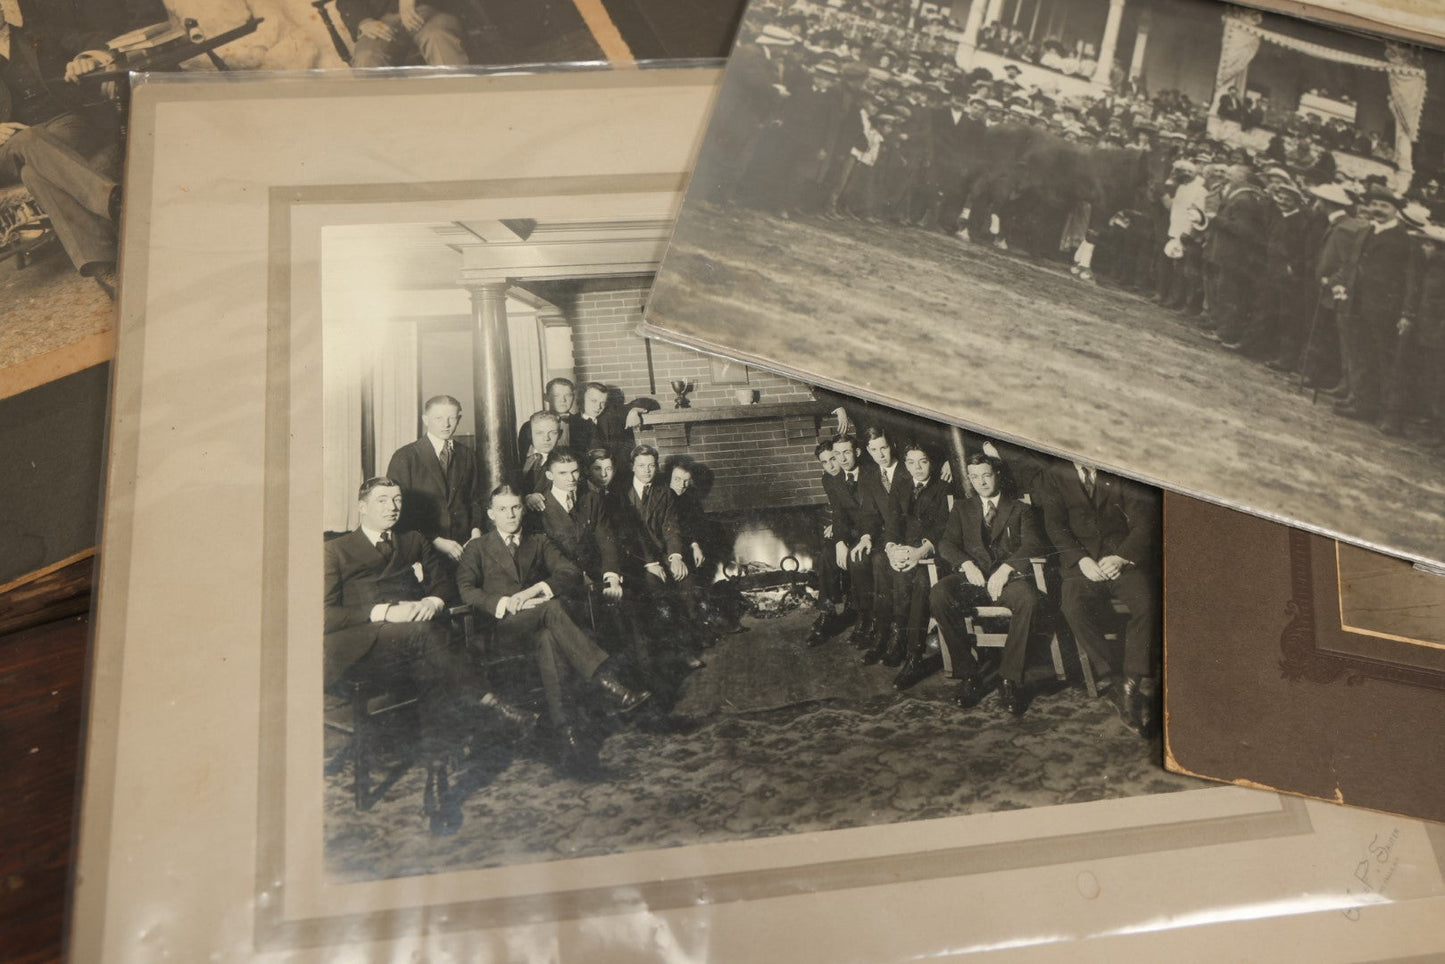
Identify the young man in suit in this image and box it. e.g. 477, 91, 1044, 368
873, 440, 952, 684
456, 485, 650, 773
613, 444, 710, 658
518, 410, 562, 511
385, 394, 484, 564
324, 477, 535, 758
1041, 460, 1160, 737
809, 439, 850, 646
827, 435, 874, 647
929, 454, 1048, 714
850, 425, 905, 657
574, 382, 643, 470
517, 378, 577, 458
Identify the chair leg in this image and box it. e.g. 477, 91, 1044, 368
1075, 639, 1098, 699
350, 683, 369, 811
1048, 633, 1066, 681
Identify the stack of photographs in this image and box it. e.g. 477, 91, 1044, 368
70, 55, 1445, 960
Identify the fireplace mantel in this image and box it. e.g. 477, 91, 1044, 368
637, 400, 830, 446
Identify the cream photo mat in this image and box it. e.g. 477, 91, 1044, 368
76, 69, 1445, 962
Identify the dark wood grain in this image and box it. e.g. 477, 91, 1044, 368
0, 616, 88, 964
0, 555, 94, 637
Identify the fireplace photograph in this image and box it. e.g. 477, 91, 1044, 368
317, 212, 1194, 884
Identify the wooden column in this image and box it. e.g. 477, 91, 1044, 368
1093, 0, 1127, 87
469, 281, 517, 495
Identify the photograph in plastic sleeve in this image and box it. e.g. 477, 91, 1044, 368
641, 0, 1445, 571
318, 217, 1187, 879
0, 0, 742, 398
1164, 491, 1445, 823
73, 68, 1445, 963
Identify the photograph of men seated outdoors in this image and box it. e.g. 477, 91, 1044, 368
318, 217, 1196, 883
644, 0, 1445, 569
0, 0, 736, 374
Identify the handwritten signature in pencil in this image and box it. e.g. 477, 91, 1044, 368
1342, 827, 1401, 921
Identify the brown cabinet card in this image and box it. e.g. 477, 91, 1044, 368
642, 0, 1445, 571
73, 68, 1445, 963
1164, 491, 1445, 823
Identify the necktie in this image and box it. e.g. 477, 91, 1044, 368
376, 531, 394, 559
563, 493, 575, 515
504, 534, 519, 556
984, 500, 997, 530
439, 439, 453, 474
882, 469, 892, 493
914, 482, 925, 497
1085, 470, 1097, 501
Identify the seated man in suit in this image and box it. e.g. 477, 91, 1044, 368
613, 444, 710, 659
585, 446, 621, 504
668, 456, 743, 635
337, 0, 468, 69
517, 377, 578, 458
324, 477, 535, 760
849, 425, 905, 656
869, 440, 951, 684
1040, 460, 1161, 737
929, 453, 1048, 715
385, 394, 484, 564
537, 448, 623, 601
826, 435, 875, 647
809, 439, 851, 646
456, 485, 651, 773
518, 411, 563, 511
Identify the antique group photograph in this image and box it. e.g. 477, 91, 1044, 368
645, 0, 1445, 569
315, 207, 1195, 883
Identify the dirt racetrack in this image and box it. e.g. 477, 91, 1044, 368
647, 204, 1445, 567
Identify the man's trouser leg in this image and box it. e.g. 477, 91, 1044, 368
412, 7, 468, 66
1, 118, 116, 272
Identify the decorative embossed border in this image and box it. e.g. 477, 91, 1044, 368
1281, 530, 1445, 690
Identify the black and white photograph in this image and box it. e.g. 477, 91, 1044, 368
317, 212, 1196, 882
0, 0, 741, 387
643, 0, 1445, 569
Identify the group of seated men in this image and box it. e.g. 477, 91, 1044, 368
807, 426, 1160, 737
323, 379, 731, 777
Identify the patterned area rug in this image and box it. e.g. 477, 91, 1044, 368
324, 610, 1201, 882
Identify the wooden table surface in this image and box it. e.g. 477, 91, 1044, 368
1, 615, 88, 964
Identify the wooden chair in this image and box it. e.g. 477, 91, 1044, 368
324, 681, 418, 811
920, 557, 1071, 682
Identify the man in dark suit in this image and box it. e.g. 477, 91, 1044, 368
612, 444, 709, 657
1041, 460, 1161, 737
1302, 183, 1368, 393
1210, 165, 1275, 349
809, 439, 850, 645
324, 477, 534, 755
850, 425, 905, 656
929, 454, 1048, 714
518, 410, 562, 511
517, 378, 578, 458
336, 0, 468, 68
573, 382, 640, 471
1334, 184, 1414, 427
537, 448, 622, 599
827, 435, 875, 647
456, 485, 650, 773
385, 394, 484, 564
874, 440, 952, 686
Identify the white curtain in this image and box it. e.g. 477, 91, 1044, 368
1213, 11, 1260, 109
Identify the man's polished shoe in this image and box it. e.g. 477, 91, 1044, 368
1121, 676, 1160, 738
998, 678, 1028, 717
860, 626, 895, 665
479, 692, 540, 736
848, 615, 876, 650
955, 672, 990, 709
881, 626, 908, 667
894, 653, 941, 691
807, 612, 837, 646
593, 664, 652, 714
556, 724, 601, 778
